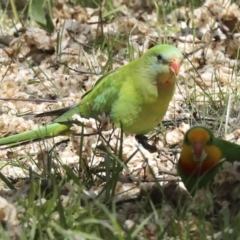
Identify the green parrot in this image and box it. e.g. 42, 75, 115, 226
177, 126, 240, 194
0, 44, 183, 147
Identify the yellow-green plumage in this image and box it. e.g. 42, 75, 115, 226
0, 44, 183, 147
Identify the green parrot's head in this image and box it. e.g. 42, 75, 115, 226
142, 44, 183, 86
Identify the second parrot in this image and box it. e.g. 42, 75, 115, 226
177, 126, 240, 194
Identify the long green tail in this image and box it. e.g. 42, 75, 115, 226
0, 123, 72, 147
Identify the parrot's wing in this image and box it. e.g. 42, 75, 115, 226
81, 69, 117, 99
46, 69, 124, 123
78, 68, 127, 119
37, 69, 121, 123
218, 138, 240, 162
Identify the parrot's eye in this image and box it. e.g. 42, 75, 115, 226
156, 54, 163, 61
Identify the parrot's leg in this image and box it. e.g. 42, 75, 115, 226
135, 135, 157, 153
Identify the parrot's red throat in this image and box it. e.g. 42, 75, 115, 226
192, 142, 207, 162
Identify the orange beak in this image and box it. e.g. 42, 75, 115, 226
193, 142, 204, 157
169, 60, 181, 75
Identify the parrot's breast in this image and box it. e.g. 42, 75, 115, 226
179, 145, 223, 177
122, 86, 174, 134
